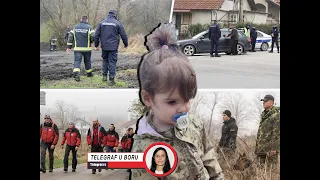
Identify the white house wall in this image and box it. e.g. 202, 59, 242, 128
191, 10, 230, 25
244, 11, 267, 23
220, 0, 235, 11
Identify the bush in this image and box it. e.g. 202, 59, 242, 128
187, 22, 280, 39
235, 22, 280, 35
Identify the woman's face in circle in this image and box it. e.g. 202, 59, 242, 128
154, 150, 166, 166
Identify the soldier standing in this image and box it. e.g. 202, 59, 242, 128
255, 95, 280, 166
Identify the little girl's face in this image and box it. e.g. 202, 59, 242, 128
148, 88, 191, 125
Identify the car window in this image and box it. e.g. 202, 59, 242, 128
221, 31, 229, 37
203, 33, 209, 39
238, 31, 245, 37
257, 32, 263, 37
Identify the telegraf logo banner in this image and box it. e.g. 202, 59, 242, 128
87, 152, 144, 169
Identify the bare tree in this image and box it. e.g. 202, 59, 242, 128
220, 92, 251, 128
53, 100, 80, 129
190, 92, 205, 118
203, 92, 224, 135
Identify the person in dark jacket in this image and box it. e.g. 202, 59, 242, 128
50, 36, 57, 51
269, 24, 280, 53
64, 28, 71, 41
208, 20, 221, 57
61, 122, 81, 172
94, 10, 128, 85
67, 15, 95, 81
226, 25, 239, 55
87, 118, 108, 174
40, 115, 59, 173
250, 27, 257, 52
217, 110, 238, 157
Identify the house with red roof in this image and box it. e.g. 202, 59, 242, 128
172, 0, 280, 35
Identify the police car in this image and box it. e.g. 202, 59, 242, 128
255, 30, 272, 51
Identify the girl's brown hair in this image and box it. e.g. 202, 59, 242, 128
138, 23, 197, 103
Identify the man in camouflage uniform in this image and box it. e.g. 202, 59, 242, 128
255, 95, 280, 166
130, 114, 224, 180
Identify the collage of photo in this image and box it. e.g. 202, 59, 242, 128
40, 0, 280, 180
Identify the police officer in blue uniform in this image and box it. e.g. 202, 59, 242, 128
208, 20, 221, 57
94, 10, 128, 86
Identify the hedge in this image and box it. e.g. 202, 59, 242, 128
186, 22, 280, 39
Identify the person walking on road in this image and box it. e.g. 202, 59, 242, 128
40, 115, 59, 173
87, 118, 108, 174
250, 27, 257, 52
61, 122, 81, 172
67, 15, 95, 81
208, 20, 221, 57
226, 24, 239, 55
104, 124, 119, 170
121, 128, 134, 173
217, 110, 238, 158
94, 10, 128, 86
269, 24, 280, 53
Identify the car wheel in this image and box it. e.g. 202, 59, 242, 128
183, 45, 195, 56
237, 44, 244, 55
260, 43, 268, 51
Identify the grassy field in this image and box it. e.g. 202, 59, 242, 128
40, 75, 128, 88
213, 136, 280, 180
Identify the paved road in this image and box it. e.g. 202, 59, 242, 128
40, 164, 129, 180
188, 50, 280, 88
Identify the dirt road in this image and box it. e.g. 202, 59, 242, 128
40, 50, 141, 87
40, 163, 129, 180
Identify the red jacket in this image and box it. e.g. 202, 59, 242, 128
87, 124, 107, 146
61, 127, 81, 147
103, 130, 119, 147
40, 122, 59, 145
121, 134, 133, 150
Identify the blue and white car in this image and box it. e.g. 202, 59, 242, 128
255, 30, 272, 51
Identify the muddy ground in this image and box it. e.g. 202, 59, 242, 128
40, 50, 141, 88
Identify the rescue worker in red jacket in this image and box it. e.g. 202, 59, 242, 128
120, 127, 134, 172
40, 115, 59, 173
104, 124, 119, 170
104, 124, 119, 153
120, 129, 129, 152
87, 118, 108, 174
61, 122, 81, 172
121, 128, 134, 152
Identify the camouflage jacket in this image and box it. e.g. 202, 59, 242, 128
255, 106, 280, 155
130, 115, 223, 180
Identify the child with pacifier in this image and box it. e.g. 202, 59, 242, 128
130, 23, 224, 180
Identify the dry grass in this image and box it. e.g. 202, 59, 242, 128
118, 34, 148, 55
213, 136, 280, 180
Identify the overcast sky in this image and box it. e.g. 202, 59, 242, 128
40, 89, 280, 135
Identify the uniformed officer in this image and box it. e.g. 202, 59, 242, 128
208, 20, 221, 57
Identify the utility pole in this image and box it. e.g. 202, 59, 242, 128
239, 0, 244, 23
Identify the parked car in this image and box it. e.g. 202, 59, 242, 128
177, 29, 251, 56
255, 30, 272, 51
238, 28, 272, 51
